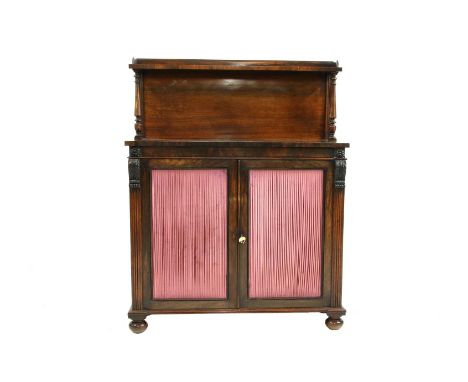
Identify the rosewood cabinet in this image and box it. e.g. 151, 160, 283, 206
126, 59, 349, 333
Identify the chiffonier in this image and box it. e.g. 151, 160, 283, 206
126, 59, 349, 333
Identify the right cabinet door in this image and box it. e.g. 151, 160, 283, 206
239, 160, 333, 309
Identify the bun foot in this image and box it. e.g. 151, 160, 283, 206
129, 320, 148, 334
325, 316, 343, 330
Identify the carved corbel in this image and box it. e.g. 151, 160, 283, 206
128, 146, 141, 189
129, 146, 142, 158
334, 148, 346, 189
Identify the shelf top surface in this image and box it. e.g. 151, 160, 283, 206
130, 59, 342, 72
124, 139, 349, 148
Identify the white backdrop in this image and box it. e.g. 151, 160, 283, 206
1, 1, 467, 381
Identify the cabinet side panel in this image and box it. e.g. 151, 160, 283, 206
249, 170, 323, 298
152, 169, 227, 299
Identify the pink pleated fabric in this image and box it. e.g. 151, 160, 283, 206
152, 169, 227, 299
249, 170, 323, 298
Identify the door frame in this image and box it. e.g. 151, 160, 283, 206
238, 159, 333, 309
141, 158, 238, 310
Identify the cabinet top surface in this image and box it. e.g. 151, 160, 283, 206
124, 140, 349, 148
130, 58, 342, 72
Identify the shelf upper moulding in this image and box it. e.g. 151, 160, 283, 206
129, 58, 342, 72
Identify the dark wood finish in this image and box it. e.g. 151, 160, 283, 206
327, 72, 337, 140
126, 59, 348, 332
325, 307, 346, 330
125, 140, 349, 148
129, 320, 148, 334
128, 148, 143, 311
130, 58, 341, 72
331, 149, 347, 309
142, 70, 329, 141
129, 307, 339, 315
325, 317, 343, 330
125, 141, 349, 160
132, 59, 340, 143
133, 71, 144, 139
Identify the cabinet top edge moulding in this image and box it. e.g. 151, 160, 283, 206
129, 58, 342, 72
129, 58, 345, 143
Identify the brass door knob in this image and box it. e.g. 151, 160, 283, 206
238, 235, 247, 245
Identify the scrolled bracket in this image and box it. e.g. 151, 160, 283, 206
334, 149, 346, 189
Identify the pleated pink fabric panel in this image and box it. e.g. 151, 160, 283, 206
249, 170, 323, 298
152, 169, 227, 299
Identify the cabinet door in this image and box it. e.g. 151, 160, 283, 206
142, 159, 238, 310
239, 160, 332, 309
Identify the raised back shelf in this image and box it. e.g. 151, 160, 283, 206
131, 59, 341, 142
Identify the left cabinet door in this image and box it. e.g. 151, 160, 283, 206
141, 159, 238, 311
